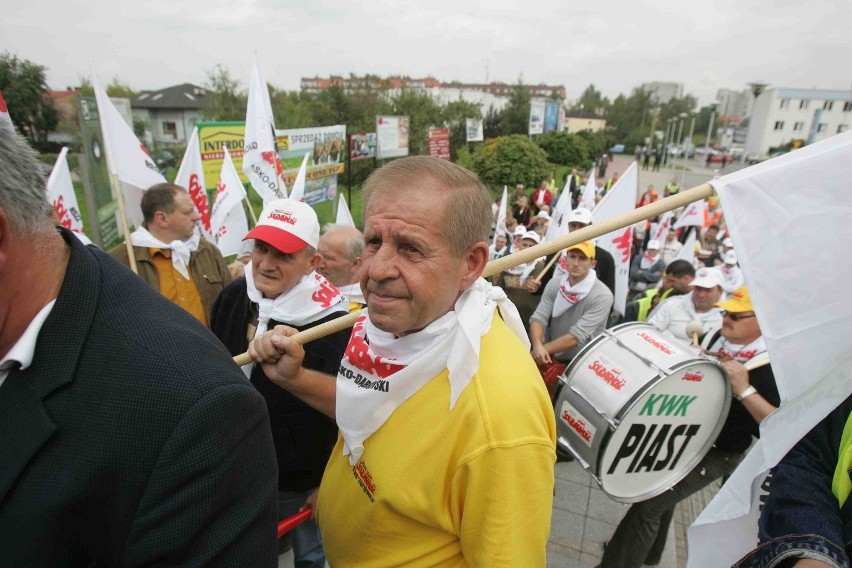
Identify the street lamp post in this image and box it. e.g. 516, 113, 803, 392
662, 118, 674, 166
680, 114, 696, 188
740, 82, 769, 165
671, 113, 686, 172
704, 103, 718, 155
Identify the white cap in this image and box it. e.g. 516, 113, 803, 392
536, 210, 551, 221
722, 237, 734, 247
724, 250, 738, 265
691, 267, 724, 289
513, 225, 527, 236
568, 207, 594, 226
244, 199, 320, 253
647, 239, 660, 250
521, 231, 541, 244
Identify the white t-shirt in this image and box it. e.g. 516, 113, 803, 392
647, 292, 723, 343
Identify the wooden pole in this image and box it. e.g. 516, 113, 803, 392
110, 172, 139, 274
244, 195, 258, 226
232, 181, 715, 366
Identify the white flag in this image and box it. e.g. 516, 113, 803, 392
593, 162, 638, 314
0, 89, 13, 131
335, 193, 356, 228
242, 59, 286, 204
650, 211, 675, 243
493, 186, 508, 245
545, 177, 574, 243
46, 147, 86, 235
580, 169, 596, 210
673, 198, 706, 229
676, 228, 697, 264
289, 152, 310, 203
211, 146, 249, 257
93, 77, 165, 227
174, 127, 212, 240
688, 131, 852, 567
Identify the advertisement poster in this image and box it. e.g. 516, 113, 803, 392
544, 101, 561, 133
427, 128, 451, 160
196, 122, 345, 206
465, 118, 484, 142
349, 132, 376, 161
529, 100, 546, 136
376, 115, 409, 159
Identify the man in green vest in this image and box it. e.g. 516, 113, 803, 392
664, 177, 680, 196
622, 259, 695, 323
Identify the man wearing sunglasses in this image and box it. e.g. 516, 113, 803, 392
598, 286, 780, 568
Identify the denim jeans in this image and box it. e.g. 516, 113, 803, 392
279, 488, 325, 568
598, 448, 743, 568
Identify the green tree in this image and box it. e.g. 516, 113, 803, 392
388, 89, 442, 156
202, 64, 246, 121
500, 79, 531, 135
483, 104, 502, 139
535, 131, 590, 168
471, 135, 551, 189
0, 52, 58, 143
442, 99, 481, 160
573, 84, 609, 115
106, 77, 136, 98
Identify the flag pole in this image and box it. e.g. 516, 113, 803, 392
244, 195, 259, 226
91, 66, 138, 274
232, 181, 715, 366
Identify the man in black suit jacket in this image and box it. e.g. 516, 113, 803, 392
0, 127, 279, 566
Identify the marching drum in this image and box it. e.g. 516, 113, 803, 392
553, 322, 730, 503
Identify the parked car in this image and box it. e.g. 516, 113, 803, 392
609, 144, 625, 154
706, 151, 734, 164
152, 150, 176, 170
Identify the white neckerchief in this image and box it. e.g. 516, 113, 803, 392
488, 244, 507, 260
640, 252, 660, 269
336, 278, 528, 465
534, 189, 547, 207
336, 282, 366, 306
504, 258, 539, 284
704, 330, 768, 365
552, 269, 597, 318
243, 264, 346, 375
130, 226, 200, 280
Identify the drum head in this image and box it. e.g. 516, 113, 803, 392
598, 360, 730, 502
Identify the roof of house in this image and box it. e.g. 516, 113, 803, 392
132, 83, 209, 110
566, 109, 604, 120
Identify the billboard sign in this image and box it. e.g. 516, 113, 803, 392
349, 132, 376, 161
427, 128, 451, 160
376, 115, 409, 159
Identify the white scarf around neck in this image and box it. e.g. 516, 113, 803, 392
336, 278, 529, 465
243, 263, 347, 375
552, 269, 597, 318
336, 282, 366, 306
640, 252, 660, 270
130, 226, 200, 280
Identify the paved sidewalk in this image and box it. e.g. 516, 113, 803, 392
547, 458, 721, 567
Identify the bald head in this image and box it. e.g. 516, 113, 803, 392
317, 224, 364, 287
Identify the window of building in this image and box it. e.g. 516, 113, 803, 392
799, 100, 809, 110
774, 121, 785, 131
839, 124, 849, 134
162, 121, 177, 138
817, 123, 827, 133
793, 122, 805, 131
824, 101, 834, 111
844, 101, 852, 112
779, 99, 790, 110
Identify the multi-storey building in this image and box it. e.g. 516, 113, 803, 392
744, 87, 852, 157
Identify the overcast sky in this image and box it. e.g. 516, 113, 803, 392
3, 0, 850, 106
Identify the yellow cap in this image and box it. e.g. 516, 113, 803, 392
715, 286, 754, 312
568, 240, 596, 259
